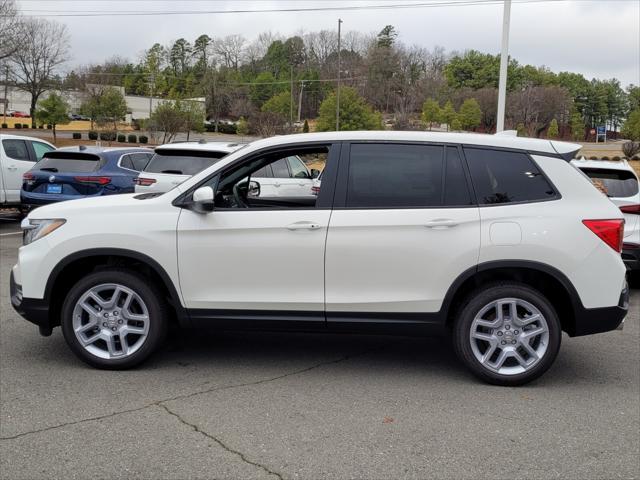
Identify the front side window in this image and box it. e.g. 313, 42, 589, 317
2, 139, 30, 161
287, 156, 310, 179
464, 148, 556, 205
31, 142, 55, 161
271, 158, 290, 178
346, 143, 443, 208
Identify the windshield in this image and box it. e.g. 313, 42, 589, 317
580, 167, 639, 198
35, 153, 102, 173
144, 151, 228, 176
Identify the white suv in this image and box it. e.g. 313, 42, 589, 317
11, 132, 629, 385
572, 158, 640, 272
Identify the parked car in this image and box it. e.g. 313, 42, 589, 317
572, 158, 640, 272
21, 146, 153, 209
69, 113, 90, 121
251, 155, 320, 197
5, 109, 16, 117
0, 134, 55, 208
134, 141, 244, 194
12, 111, 30, 118
11, 131, 628, 386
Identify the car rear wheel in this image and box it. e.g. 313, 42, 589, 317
453, 283, 561, 386
61, 269, 168, 369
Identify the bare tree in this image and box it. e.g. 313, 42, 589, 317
0, 0, 20, 62
10, 18, 70, 127
214, 35, 246, 70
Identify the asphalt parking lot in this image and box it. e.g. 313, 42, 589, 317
1, 215, 639, 480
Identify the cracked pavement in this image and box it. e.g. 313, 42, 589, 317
1, 219, 639, 479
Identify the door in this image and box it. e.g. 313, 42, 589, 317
325, 143, 480, 324
176, 144, 337, 322
1, 138, 36, 203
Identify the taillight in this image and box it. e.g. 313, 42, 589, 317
620, 204, 640, 215
311, 186, 320, 195
74, 176, 111, 185
22, 172, 34, 181
582, 219, 624, 253
134, 177, 156, 186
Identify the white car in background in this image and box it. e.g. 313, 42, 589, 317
0, 134, 55, 207
134, 141, 245, 193
251, 155, 320, 198
572, 158, 640, 272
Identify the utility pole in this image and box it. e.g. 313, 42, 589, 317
336, 18, 342, 131
496, 0, 511, 132
2, 66, 8, 123
297, 80, 306, 123
290, 65, 294, 129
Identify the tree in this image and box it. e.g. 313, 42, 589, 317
516, 123, 526, 137
98, 87, 128, 131
302, 119, 309, 133
547, 118, 559, 138
237, 116, 249, 136
150, 101, 185, 143
570, 112, 584, 141
10, 18, 69, 127
421, 99, 440, 130
458, 98, 482, 130
377, 25, 397, 48
261, 91, 292, 117
181, 100, 205, 141
316, 87, 382, 131
0, 0, 21, 62
36, 93, 69, 143
622, 141, 640, 159
450, 116, 462, 131
621, 109, 640, 141
440, 100, 457, 131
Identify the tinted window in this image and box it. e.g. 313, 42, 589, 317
120, 155, 134, 170
253, 165, 273, 178
145, 153, 224, 175
2, 139, 30, 161
579, 167, 639, 198
271, 158, 290, 178
464, 148, 556, 204
31, 142, 54, 161
346, 144, 443, 208
35, 153, 101, 173
444, 147, 472, 205
287, 156, 309, 178
130, 153, 152, 171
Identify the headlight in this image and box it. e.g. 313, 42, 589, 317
21, 218, 66, 246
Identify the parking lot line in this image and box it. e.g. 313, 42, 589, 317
0, 231, 21, 236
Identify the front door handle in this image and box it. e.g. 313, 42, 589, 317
286, 222, 321, 231
424, 219, 458, 229
7, 165, 17, 171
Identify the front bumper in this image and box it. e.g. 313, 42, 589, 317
622, 243, 640, 272
10, 271, 53, 336
571, 283, 629, 336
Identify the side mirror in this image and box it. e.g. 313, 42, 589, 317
247, 180, 261, 198
310, 169, 320, 179
192, 186, 215, 213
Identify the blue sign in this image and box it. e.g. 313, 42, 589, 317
596, 125, 606, 135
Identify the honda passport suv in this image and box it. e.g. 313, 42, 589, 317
10, 132, 629, 386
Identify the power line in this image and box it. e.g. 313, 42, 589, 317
10, 0, 636, 17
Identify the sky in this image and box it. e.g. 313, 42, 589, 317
16, 0, 640, 87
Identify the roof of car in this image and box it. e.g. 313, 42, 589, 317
54, 146, 153, 157
155, 141, 246, 153
240, 131, 581, 157
0, 134, 55, 147
571, 158, 635, 172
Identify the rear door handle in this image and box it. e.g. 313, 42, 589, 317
7, 165, 17, 171
286, 222, 322, 231
424, 219, 458, 229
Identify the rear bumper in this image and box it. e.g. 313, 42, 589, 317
10, 271, 53, 336
622, 243, 640, 271
571, 283, 629, 336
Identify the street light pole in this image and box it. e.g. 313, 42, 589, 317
336, 18, 342, 131
496, 0, 511, 132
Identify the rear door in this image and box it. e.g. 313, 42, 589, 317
1, 138, 36, 202
325, 143, 480, 327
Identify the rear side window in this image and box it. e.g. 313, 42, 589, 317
271, 158, 290, 178
2, 139, 31, 161
464, 148, 556, 204
253, 164, 273, 178
287, 156, 309, 178
346, 143, 443, 208
579, 168, 639, 198
120, 155, 135, 170
145, 151, 227, 176
35, 153, 101, 173
31, 142, 54, 161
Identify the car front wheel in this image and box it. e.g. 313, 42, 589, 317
453, 283, 561, 386
61, 269, 168, 369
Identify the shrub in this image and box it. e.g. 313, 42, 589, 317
15, 123, 21, 129
633, 155, 640, 161
622, 141, 640, 159
218, 123, 238, 134
46, 124, 52, 129
99, 131, 116, 141
589, 156, 598, 160
1, 123, 6, 129
22, 123, 29, 129
88, 130, 98, 140
139, 135, 148, 144
72, 132, 81, 140
612, 156, 621, 161
127, 134, 137, 143
117, 134, 126, 143
601, 156, 610, 160
302, 119, 309, 133
38, 125, 44, 129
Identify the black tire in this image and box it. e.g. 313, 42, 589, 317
453, 282, 561, 386
61, 268, 168, 369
